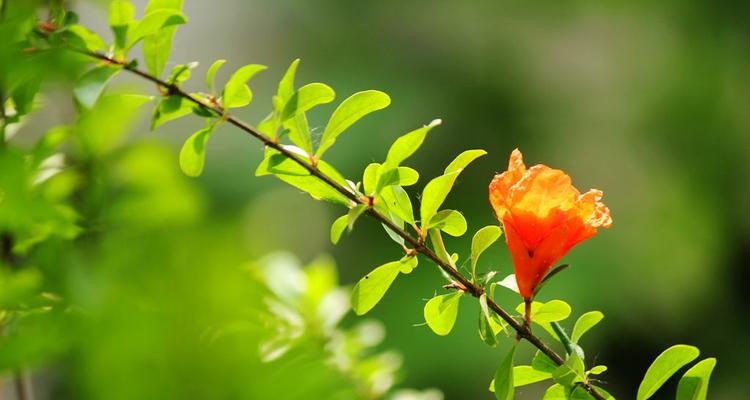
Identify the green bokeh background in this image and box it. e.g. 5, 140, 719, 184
9, 0, 750, 398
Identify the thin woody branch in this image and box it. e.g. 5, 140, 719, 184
71, 49, 606, 400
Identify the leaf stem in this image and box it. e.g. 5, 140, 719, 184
68, 48, 607, 400
551, 321, 573, 356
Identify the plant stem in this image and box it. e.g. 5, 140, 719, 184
69, 49, 607, 400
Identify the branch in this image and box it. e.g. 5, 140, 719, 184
72, 49, 606, 400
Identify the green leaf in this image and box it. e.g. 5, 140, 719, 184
478, 294, 498, 347
277, 59, 300, 109
316, 90, 391, 157
66, 25, 108, 52
330, 215, 348, 244
375, 165, 420, 191
362, 163, 381, 196
395, 167, 419, 186
516, 300, 572, 324
532, 351, 558, 374
419, 171, 459, 228
471, 225, 502, 279
427, 210, 467, 236
398, 256, 418, 273
206, 59, 226, 94
351, 259, 413, 315
109, 0, 135, 51
142, 0, 183, 77
222, 64, 267, 108
676, 358, 716, 400
179, 125, 214, 177
127, 9, 187, 49
542, 384, 567, 400
637, 345, 700, 400
571, 311, 604, 344
281, 82, 335, 121
420, 150, 483, 227
167, 62, 197, 85
444, 149, 487, 174
424, 292, 462, 336
255, 149, 351, 205
588, 365, 607, 375
347, 204, 367, 231
383, 119, 441, 167
74, 66, 120, 109
379, 185, 414, 225
109, 0, 135, 27
494, 344, 516, 400
284, 112, 313, 155
514, 366, 552, 387
151, 95, 193, 130
552, 352, 585, 388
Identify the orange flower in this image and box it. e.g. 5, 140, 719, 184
489, 149, 612, 300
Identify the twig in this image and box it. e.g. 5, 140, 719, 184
69, 49, 607, 400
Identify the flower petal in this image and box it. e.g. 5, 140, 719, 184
489, 149, 526, 221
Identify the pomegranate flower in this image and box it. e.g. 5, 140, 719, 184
489, 149, 612, 300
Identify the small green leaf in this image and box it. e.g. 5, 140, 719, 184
351, 260, 409, 315
362, 163, 381, 196
347, 204, 367, 231
571, 311, 604, 344
127, 9, 187, 49
330, 215, 347, 244
514, 366, 552, 387
444, 149, 487, 174
395, 167, 419, 186
284, 112, 313, 155
142, 0, 183, 77
398, 256, 418, 273
424, 292, 462, 336
151, 95, 193, 130
532, 351, 558, 374
420, 171, 459, 228
74, 66, 120, 109
281, 82, 335, 121
494, 344, 516, 400
255, 149, 351, 205
179, 125, 214, 177
552, 353, 585, 388
516, 300, 572, 324
66, 25, 108, 52
588, 365, 607, 375
222, 64, 267, 108
420, 150, 483, 227
109, 0, 135, 53
316, 90, 391, 157
277, 59, 300, 109
206, 59, 226, 94
167, 62, 197, 85
542, 384, 566, 400
383, 119, 441, 167
375, 166, 420, 191
478, 294, 498, 347
637, 345, 700, 400
427, 210, 467, 236
471, 225, 502, 279
676, 358, 716, 400
379, 186, 414, 225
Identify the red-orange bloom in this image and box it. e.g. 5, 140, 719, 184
489, 149, 612, 300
